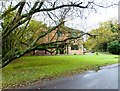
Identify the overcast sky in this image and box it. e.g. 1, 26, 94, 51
39, 0, 119, 32
0, 0, 119, 32
65, 5, 118, 32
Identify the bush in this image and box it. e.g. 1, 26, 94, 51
107, 40, 120, 54
74, 53, 76, 55
96, 52, 99, 55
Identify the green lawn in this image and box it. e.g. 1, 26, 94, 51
2, 53, 118, 89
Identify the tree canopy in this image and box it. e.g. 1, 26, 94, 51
84, 20, 118, 52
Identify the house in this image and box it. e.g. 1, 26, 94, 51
35, 22, 84, 55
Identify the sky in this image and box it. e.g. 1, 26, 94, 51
38, 0, 119, 32
0, 0, 119, 32
65, 5, 118, 32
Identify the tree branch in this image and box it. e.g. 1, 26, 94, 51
37, 33, 96, 48
30, 21, 64, 47
37, 3, 90, 12
0, 2, 20, 19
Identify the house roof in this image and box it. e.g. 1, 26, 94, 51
55, 24, 84, 34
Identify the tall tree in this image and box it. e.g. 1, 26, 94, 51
84, 20, 118, 52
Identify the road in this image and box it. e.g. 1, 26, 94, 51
19, 64, 119, 89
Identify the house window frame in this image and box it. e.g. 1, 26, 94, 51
71, 45, 79, 50
71, 32, 77, 37
57, 31, 62, 37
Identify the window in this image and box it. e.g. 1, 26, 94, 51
71, 32, 77, 37
57, 31, 62, 37
71, 45, 79, 50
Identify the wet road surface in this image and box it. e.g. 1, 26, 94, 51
19, 64, 119, 89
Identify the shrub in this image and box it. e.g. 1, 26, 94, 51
96, 52, 99, 55
74, 53, 76, 55
107, 40, 120, 54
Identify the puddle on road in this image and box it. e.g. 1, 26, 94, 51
83, 74, 91, 77
87, 70, 95, 73
83, 64, 119, 78
100, 64, 119, 69
83, 70, 97, 78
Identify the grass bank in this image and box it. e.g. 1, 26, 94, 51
2, 53, 118, 88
